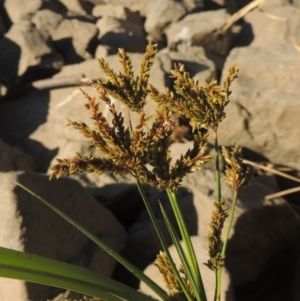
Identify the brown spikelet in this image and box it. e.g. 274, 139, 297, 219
206, 200, 229, 271
49, 43, 240, 195
155, 251, 182, 296
148, 64, 239, 132
222, 144, 253, 191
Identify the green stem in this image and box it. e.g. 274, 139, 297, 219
221, 190, 238, 257
166, 189, 207, 301
215, 190, 238, 301
136, 179, 195, 301
215, 268, 221, 301
214, 130, 221, 206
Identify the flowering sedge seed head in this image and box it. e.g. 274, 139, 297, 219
148, 64, 238, 133
155, 252, 195, 299
155, 251, 182, 296
49, 42, 216, 193
221, 144, 252, 191
206, 200, 229, 271
97, 41, 157, 113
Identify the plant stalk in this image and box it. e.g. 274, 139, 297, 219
215, 190, 238, 301
136, 179, 196, 301
221, 190, 238, 257
166, 189, 207, 301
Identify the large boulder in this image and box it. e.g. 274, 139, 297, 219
144, 0, 202, 42
32, 9, 64, 40
3, 0, 58, 23
96, 16, 147, 53
165, 9, 232, 54
234, 5, 300, 48
0, 171, 128, 301
32, 10, 98, 64
92, 4, 142, 24
91, 0, 153, 17
0, 21, 64, 83
52, 18, 98, 64
219, 43, 300, 170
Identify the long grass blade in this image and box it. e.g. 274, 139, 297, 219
0, 247, 157, 301
7, 176, 168, 300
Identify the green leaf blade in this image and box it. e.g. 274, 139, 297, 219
0, 247, 158, 301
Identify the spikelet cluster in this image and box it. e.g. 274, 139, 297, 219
50, 42, 214, 192
206, 200, 229, 271
222, 144, 252, 191
155, 252, 194, 301
148, 64, 238, 132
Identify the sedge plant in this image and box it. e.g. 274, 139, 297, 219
0, 42, 251, 301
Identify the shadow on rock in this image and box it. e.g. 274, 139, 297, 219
112, 186, 197, 289
226, 204, 300, 301
0, 89, 58, 171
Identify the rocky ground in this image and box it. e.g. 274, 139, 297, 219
0, 0, 300, 300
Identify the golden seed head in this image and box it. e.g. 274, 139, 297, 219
222, 144, 252, 191
49, 42, 218, 193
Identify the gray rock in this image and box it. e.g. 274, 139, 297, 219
31, 9, 64, 40
144, 0, 200, 42
52, 18, 98, 64
0, 171, 128, 301
92, 4, 142, 25
165, 9, 232, 55
3, 0, 59, 23
96, 16, 147, 53
59, 0, 92, 15
32, 10, 97, 58
235, 5, 300, 48
4, 0, 43, 23
90, 0, 150, 16
95, 44, 116, 58
219, 43, 300, 170
255, 0, 296, 8
225, 200, 300, 287
0, 21, 64, 82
